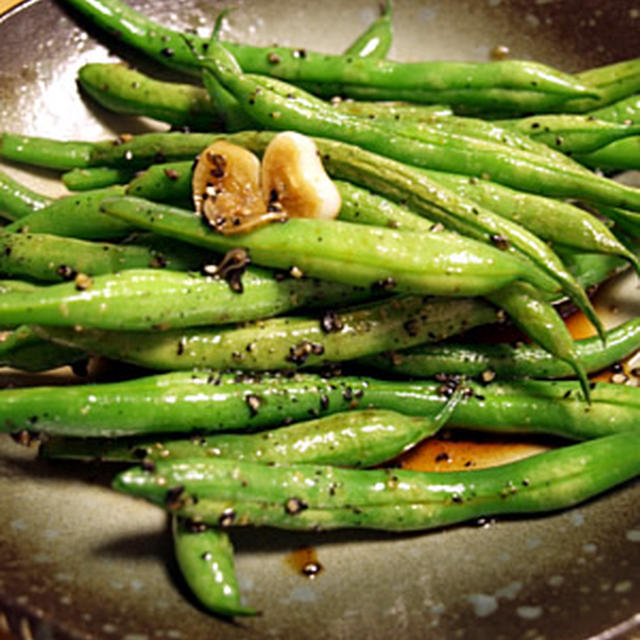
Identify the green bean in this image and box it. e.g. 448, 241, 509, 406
0, 231, 209, 282
60, 0, 596, 109
0, 170, 52, 220
4, 186, 133, 240
99, 189, 593, 390
172, 517, 256, 617
35, 295, 500, 371
559, 59, 640, 113
593, 206, 640, 238
78, 63, 223, 131
343, 0, 392, 59
0, 133, 94, 170
497, 114, 640, 154
363, 318, 640, 380
297, 135, 602, 335
100, 195, 558, 297
588, 94, 640, 125
62, 166, 137, 191
559, 249, 629, 290
0, 325, 85, 372
0, 267, 370, 331
198, 45, 640, 212
421, 170, 639, 268
486, 282, 590, 398
113, 431, 640, 533
576, 136, 640, 172
1, 370, 638, 440
42, 392, 463, 468
78, 62, 451, 134
0, 279, 38, 295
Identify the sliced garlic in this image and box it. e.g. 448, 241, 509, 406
261, 131, 341, 220
192, 140, 286, 234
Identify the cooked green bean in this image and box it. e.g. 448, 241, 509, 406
0, 170, 52, 220
0, 325, 85, 372
62, 166, 137, 191
588, 94, 640, 125
576, 136, 640, 171
100, 195, 552, 297
498, 114, 640, 154
0, 267, 371, 330
422, 170, 639, 268
41, 392, 463, 467
363, 317, 640, 380
113, 431, 640, 532
172, 517, 256, 617
5, 186, 133, 240
1, 370, 638, 440
35, 296, 500, 371
0, 231, 208, 282
60, 0, 596, 111
199, 46, 640, 213
343, 0, 392, 59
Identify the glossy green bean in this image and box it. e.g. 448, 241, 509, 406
0, 170, 52, 220
61, 0, 596, 109
1, 370, 638, 440
100, 195, 551, 297
0, 267, 370, 330
576, 136, 640, 171
200, 46, 640, 212
42, 394, 462, 468
0, 231, 207, 282
113, 432, 640, 532
4, 186, 133, 240
588, 94, 640, 125
172, 517, 256, 617
0, 325, 85, 372
62, 166, 137, 191
343, 0, 392, 59
422, 170, 639, 268
363, 317, 640, 380
35, 295, 500, 371
498, 114, 640, 154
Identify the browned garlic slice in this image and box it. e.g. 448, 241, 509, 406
192, 133, 341, 235
261, 131, 341, 220
192, 140, 286, 234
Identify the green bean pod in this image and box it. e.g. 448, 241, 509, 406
576, 136, 640, 171
114, 431, 640, 533
498, 114, 640, 154
35, 295, 500, 371
1, 370, 638, 440
343, 0, 392, 59
100, 195, 551, 297
588, 94, 640, 125
560, 58, 640, 113
60, 0, 595, 107
62, 166, 137, 191
0, 325, 85, 372
172, 517, 256, 617
0, 267, 370, 330
363, 317, 640, 380
78, 62, 451, 134
42, 395, 462, 468
422, 170, 639, 269
0, 170, 52, 220
5, 186, 133, 240
200, 46, 640, 212
0, 231, 208, 282
77, 63, 223, 131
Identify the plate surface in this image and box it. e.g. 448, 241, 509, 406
0, 1, 639, 639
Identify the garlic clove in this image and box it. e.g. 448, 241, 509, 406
192, 140, 286, 235
261, 131, 341, 220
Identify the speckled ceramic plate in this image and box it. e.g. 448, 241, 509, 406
0, 1, 639, 638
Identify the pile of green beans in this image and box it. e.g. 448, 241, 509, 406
1, 0, 639, 621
